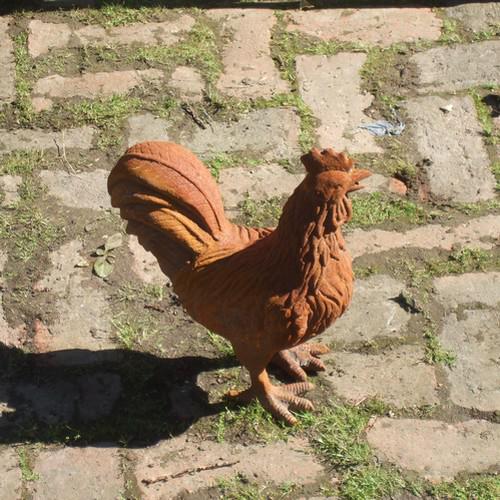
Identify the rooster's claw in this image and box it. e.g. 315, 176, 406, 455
271, 343, 330, 381
228, 381, 314, 425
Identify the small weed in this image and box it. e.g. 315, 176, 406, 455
439, 18, 464, 44
7, 207, 61, 262
116, 282, 164, 303
239, 196, 283, 227
431, 475, 500, 500
492, 161, 500, 191
354, 265, 379, 279
217, 475, 266, 500
470, 90, 498, 144
433, 247, 492, 275
424, 328, 456, 368
341, 466, 405, 500
158, 95, 178, 119
301, 403, 371, 468
214, 401, 290, 444
360, 46, 400, 95
205, 153, 260, 181
70, 1, 163, 27
350, 192, 426, 228
69, 95, 141, 148
206, 330, 234, 357
384, 157, 417, 183
18, 448, 39, 482
112, 315, 157, 349
0, 151, 45, 176
13, 32, 34, 125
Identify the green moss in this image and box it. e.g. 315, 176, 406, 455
470, 90, 498, 145
238, 196, 283, 227
439, 18, 465, 44
111, 314, 158, 349
351, 192, 426, 228
18, 448, 39, 482
206, 330, 234, 357
431, 475, 500, 500
0, 151, 45, 176
214, 400, 291, 444
341, 466, 405, 500
13, 32, 35, 126
131, 22, 220, 85
205, 153, 260, 181
492, 161, 500, 191
70, 1, 167, 27
301, 403, 371, 468
69, 95, 141, 148
424, 328, 456, 368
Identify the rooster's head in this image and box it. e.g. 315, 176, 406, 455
300, 147, 371, 226
301, 147, 371, 199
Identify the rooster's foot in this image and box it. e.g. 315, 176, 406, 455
271, 343, 330, 381
229, 381, 314, 425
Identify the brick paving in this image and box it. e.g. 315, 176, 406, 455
0, 3, 499, 499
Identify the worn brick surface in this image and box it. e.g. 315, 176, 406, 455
186, 108, 300, 160
30, 446, 123, 500
0, 17, 15, 104
135, 435, 323, 499
28, 16, 195, 57
346, 214, 500, 258
434, 272, 500, 310
0, 251, 26, 348
33, 241, 117, 364
411, 41, 500, 94
445, 2, 500, 32
404, 95, 495, 203
296, 53, 380, 153
288, 8, 442, 46
0, 126, 95, 153
128, 235, 168, 285
367, 418, 500, 480
126, 113, 169, 147
168, 66, 204, 101
440, 309, 500, 412
39, 169, 111, 210
32, 69, 163, 106
324, 346, 438, 407
209, 9, 289, 98
0, 174, 22, 207
322, 275, 411, 344
219, 163, 304, 212
0, 448, 21, 500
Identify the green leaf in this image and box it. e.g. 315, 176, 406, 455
95, 247, 106, 256
93, 255, 114, 278
104, 232, 123, 251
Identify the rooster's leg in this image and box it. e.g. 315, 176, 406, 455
230, 356, 315, 425
271, 343, 330, 381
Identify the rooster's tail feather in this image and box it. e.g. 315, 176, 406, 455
108, 142, 231, 277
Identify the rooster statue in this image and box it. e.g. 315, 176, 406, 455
108, 143, 370, 424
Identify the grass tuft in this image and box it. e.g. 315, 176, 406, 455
238, 196, 283, 227
69, 95, 141, 148
341, 466, 405, 500
351, 192, 426, 228
300, 403, 371, 468
424, 328, 456, 368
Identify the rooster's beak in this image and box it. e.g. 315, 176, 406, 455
348, 169, 371, 192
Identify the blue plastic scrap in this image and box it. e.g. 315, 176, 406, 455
359, 120, 405, 136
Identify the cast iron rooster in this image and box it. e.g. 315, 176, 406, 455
108, 143, 370, 424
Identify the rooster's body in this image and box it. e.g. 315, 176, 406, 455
108, 142, 370, 423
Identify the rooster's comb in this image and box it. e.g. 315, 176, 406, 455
301, 147, 354, 175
